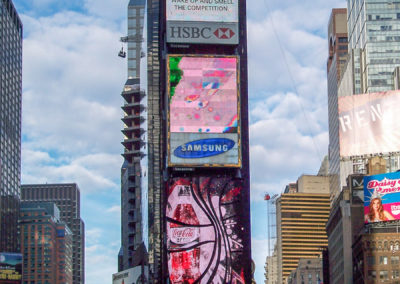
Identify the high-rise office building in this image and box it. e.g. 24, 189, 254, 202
119, 0, 146, 272
20, 202, 73, 284
327, 8, 348, 201
124, 0, 252, 282
329, 1, 400, 195
21, 183, 85, 284
144, 0, 163, 280
275, 175, 330, 283
347, 0, 400, 93
0, 0, 23, 253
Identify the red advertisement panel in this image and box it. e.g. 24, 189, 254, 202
338, 90, 400, 157
166, 177, 245, 283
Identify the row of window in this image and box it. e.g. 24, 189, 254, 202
368, 269, 400, 280
368, 255, 400, 265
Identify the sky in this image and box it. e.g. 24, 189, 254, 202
12, 0, 346, 283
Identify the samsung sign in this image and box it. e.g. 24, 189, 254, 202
169, 133, 240, 167
167, 21, 238, 44
174, 138, 235, 158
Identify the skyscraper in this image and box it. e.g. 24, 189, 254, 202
347, 0, 400, 93
20, 202, 73, 284
0, 0, 23, 253
122, 0, 252, 282
120, 0, 146, 272
329, 1, 400, 194
327, 8, 348, 200
21, 183, 85, 284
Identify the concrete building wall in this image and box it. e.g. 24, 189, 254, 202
297, 175, 330, 194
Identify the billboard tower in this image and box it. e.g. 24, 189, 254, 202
159, 0, 252, 283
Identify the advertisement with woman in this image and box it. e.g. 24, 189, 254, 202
364, 171, 400, 224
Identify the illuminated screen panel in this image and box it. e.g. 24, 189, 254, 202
166, 0, 238, 23
166, 177, 246, 284
169, 56, 238, 134
364, 172, 400, 224
338, 90, 400, 157
0, 253, 22, 284
167, 55, 240, 167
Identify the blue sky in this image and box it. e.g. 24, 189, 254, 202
13, 0, 346, 283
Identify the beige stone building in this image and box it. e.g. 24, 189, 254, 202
276, 175, 330, 283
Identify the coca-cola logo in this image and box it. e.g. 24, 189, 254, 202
171, 227, 198, 244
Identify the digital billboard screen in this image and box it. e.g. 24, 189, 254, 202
167, 55, 240, 167
338, 90, 400, 157
166, 176, 246, 283
0, 253, 22, 284
364, 171, 400, 224
166, 0, 238, 23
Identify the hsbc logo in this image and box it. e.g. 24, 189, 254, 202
214, 28, 235, 39
169, 26, 213, 39
167, 22, 238, 45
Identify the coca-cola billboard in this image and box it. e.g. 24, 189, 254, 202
166, 177, 246, 283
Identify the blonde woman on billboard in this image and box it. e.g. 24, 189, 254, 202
365, 197, 395, 223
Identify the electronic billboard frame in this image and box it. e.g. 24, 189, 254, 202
166, 54, 241, 168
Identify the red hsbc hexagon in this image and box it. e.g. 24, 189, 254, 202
213, 28, 235, 39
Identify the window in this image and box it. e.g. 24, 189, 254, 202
380, 271, 389, 281
393, 270, 400, 279
392, 256, 399, 265
369, 270, 376, 279
368, 256, 376, 265
380, 256, 388, 265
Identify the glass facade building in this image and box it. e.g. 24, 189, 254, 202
0, 0, 22, 253
347, 0, 400, 93
120, 0, 147, 272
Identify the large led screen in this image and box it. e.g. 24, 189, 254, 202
167, 55, 240, 167
0, 253, 22, 284
338, 90, 400, 157
166, 0, 238, 23
364, 172, 400, 224
166, 177, 246, 283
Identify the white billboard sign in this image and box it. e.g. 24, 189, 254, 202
167, 21, 238, 44
166, 0, 238, 23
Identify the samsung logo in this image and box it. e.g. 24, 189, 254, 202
174, 138, 235, 158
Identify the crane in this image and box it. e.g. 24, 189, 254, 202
118, 34, 144, 58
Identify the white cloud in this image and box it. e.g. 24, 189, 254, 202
21, 151, 121, 193
106, 205, 121, 214
86, 244, 118, 284
84, 0, 126, 21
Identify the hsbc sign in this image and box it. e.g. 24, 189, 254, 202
167, 21, 238, 45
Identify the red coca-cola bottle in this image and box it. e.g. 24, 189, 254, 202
169, 184, 201, 284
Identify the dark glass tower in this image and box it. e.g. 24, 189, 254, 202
0, 0, 23, 253
120, 0, 146, 271
21, 183, 85, 284
145, 0, 252, 282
